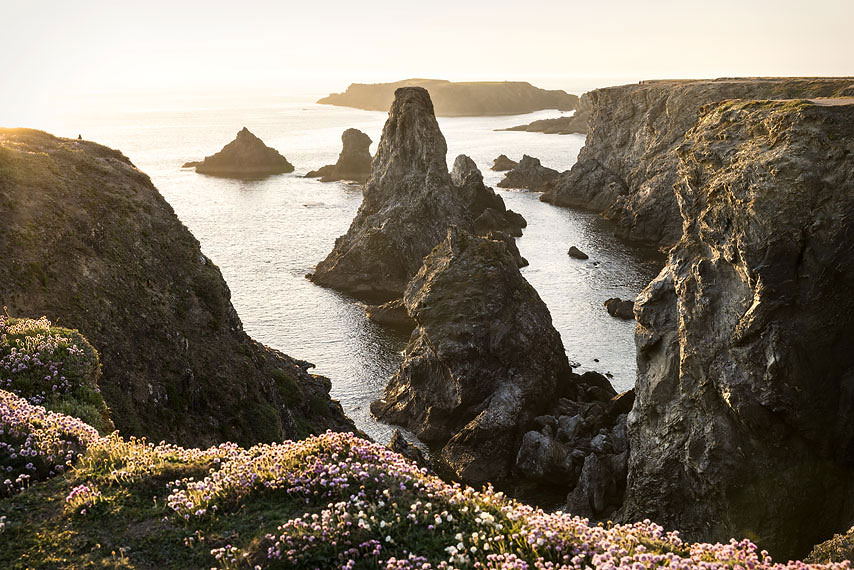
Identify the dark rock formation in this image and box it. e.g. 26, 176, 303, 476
491, 154, 517, 171
310, 87, 526, 302
541, 78, 854, 247
371, 228, 571, 483
567, 246, 588, 260
604, 298, 634, 320
318, 78, 578, 116
365, 299, 416, 331
497, 155, 560, 192
305, 128, 373, 183
185, 127, 294, 178
388, 428, 428, 468
619, 99, 854, 559
0, 128, 353, 447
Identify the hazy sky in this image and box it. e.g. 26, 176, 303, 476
2, 0, 852, 124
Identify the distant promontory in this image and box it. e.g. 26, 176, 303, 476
317, 79, 578, 116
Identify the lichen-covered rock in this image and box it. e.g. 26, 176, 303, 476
0, 128, 353, 447
185, 127, 294, 178
491, 154, 518, 171
541, 78, 854, 246
497, 155, 560, 192
371, 228, 572, 483
306, 128, 373, 183
310, 87, 525, 302
620, 99, 854, 559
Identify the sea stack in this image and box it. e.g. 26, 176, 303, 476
497, 155, 561, 192
184, 127, 294, 178
491, 154, 518, 171
309, 87, 525, 302
305, 128, 373, 183
620, 99, 854, 559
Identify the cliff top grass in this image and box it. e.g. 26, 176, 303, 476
2, 387, 852, 569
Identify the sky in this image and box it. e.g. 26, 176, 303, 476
1, 0, 852, 125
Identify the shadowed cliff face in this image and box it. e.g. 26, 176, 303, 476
310, 87, 525, 302
542, 78, 854, 247
0, 128, 354, 447
620, 100, 854, 559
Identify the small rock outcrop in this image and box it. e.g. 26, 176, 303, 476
498, 95, 592, 135
305, 128, 373, 183
310, 87, 526, 302
497, 155, 560, 192
491, 154, 518, 171
184, 127, 294, 178
541, 78, 854, 247
318, 78, 578, 116
620, 99, 854, 559
568, 246, 589, 260
0, 128, 353, 448
604, 298, 634, 320
365, 299, 416, 331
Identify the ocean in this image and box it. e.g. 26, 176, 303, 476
30, 88, 661, 443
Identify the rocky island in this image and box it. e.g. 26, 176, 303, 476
497, 154, 561, 192
318, 78, 578, 116
540, 78, 854, 246
183, 127, 294, 178
309, 87, 526, 302
305, 128, 373, 183
0, 128, 351, 447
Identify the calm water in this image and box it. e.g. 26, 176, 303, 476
42, 92, 661, 443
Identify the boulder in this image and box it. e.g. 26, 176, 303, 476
567, 246, 589, 260
604, 298, 635, 320
491, 154, 518, 171
497, 155, 560, 192
620, 99, 854, 559
310, 87, 525, 302
186, 127, 294, 178
305, 128, 373, 183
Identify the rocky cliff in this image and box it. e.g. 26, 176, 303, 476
0, 128, 353, 447
310, 87, 526, 302
305, 128, 373, 183
318, 78, 578, 116
541, 78, 854, 246
619, 99, 854, 559
184, 127, 294, 178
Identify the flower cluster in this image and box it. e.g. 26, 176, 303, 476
0, 389, 101, 496
0, 515, 6, 533
65, 482, 103, 515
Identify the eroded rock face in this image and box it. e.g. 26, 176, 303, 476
185, 127, 294, 178
306, 128, 373, 183
497, 155, 560, 192
310, 87, 525, 302
541, 78, 854, 246
0, 128, 353, 447
620, 100, 854, 559
371, 228, 570, 483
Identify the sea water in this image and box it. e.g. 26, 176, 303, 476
37, 90, 661, 443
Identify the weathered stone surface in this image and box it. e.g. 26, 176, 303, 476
186, 127, 294, 178
318, 78, 578, 116
371, 228, 572, 483
0, 128, 354, 447
567, 246, 589, 260
491, 154, 518, 171
619, 99, 854, 559
497, 155, 560, 192
541, 78, 854, 246
310, 87, 525, 302
808, 527, 854, 564
306, 128, 373, 183
604, 298, 634, 320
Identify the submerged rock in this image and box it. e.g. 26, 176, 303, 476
491, 154, 518, 171
568, 246, 589, 260
186, 127, 294, 178
620, 99, 854, 559
310, 87, 525, 302
541, 78, 854, 246
604, 298, 634, 320
0, 128, 353, 447
306, 128, 373, 183
497, 155, 560, 192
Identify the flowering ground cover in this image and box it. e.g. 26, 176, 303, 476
0, 388, 849, 570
